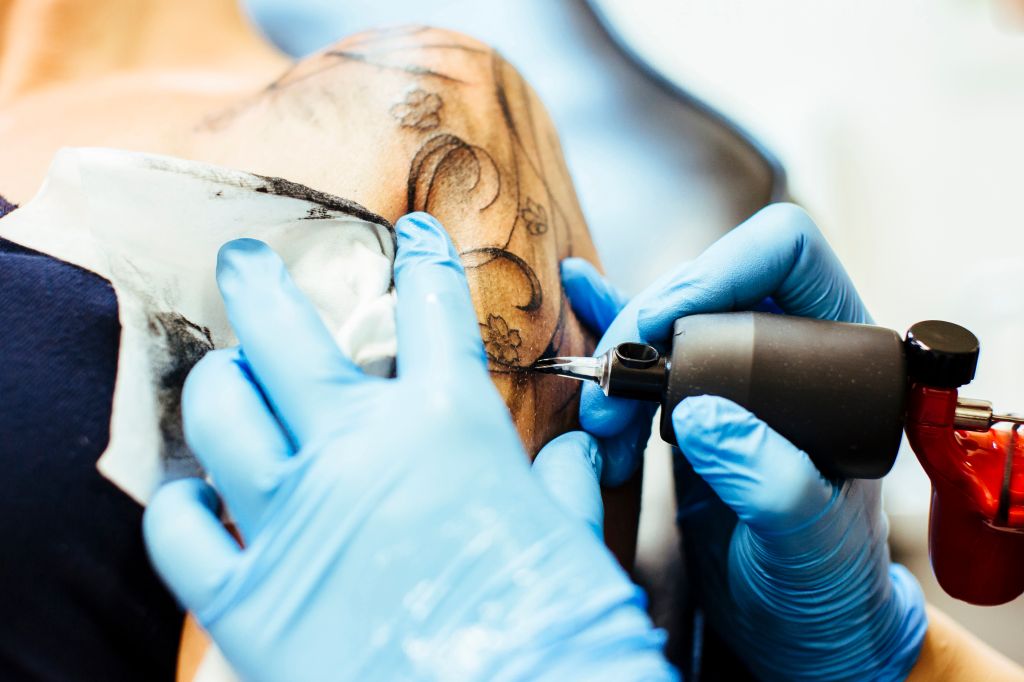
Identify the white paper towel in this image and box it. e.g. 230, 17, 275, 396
0, 148, 397, 505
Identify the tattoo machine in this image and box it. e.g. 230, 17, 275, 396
533, 312, 1024, 605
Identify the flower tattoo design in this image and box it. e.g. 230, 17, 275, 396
520, 198, 548, 236
480, 314, 522, 366
390, 88, 443, 130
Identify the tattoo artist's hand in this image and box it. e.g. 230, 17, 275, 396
562, 203, 928, 681
143, 213, 674, 682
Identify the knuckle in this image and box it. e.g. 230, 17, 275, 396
757, 202, 820, 244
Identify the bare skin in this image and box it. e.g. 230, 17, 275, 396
1, 2, 1019, 680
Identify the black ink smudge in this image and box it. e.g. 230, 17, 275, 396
460, 247, 542, 312
147, 313, 213, 476
304, 206, 332, 220
0, 194, 17, 219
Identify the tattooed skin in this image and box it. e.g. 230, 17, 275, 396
0, 22, 642, 675
189, 27, 602, 460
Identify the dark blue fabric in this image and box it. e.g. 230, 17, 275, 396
0, 198, 182, 681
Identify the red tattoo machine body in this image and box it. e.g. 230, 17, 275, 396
905, 385, 1024, 605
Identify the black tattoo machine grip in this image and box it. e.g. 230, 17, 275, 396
657, 312, 908, 479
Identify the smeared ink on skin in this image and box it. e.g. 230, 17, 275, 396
147, 313, 213, 477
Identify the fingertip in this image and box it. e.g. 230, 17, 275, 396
559, 257, 601, 287
579, 384, 638, 437
394, 212, 461, 269
533, 431, 604, 536
672, 395, 756, 461
144, 478, 221, 553
749, 202, 818, 240
560, 258, 625, 336
393, 212, 484, 378
598, 408, 655, 486
144, 478, 238, 615
535, 430, 604, 481
216, 238, 281, 297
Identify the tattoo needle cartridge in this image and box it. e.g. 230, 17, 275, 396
531, 342, 668, 401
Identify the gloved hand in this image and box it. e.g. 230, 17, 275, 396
143, 213, 675, 682
562, 203, 928, 681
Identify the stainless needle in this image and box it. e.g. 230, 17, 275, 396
530, 355, 606, 384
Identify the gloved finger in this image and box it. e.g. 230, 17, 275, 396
559, 265, 653, 480
532, 431, 604, 538
216, 238, 363, 445
182, 348, 292, 540
144, 478, 240, 617
596, 402, 656, 486
672, 395, 835, 533
559, 257, 648, 455
637, 203, 871, 343
575, 299, 656, 484
393, 212, 487, 381
560, 257, 626, 336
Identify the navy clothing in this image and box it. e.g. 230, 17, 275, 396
0, 197, 182, 681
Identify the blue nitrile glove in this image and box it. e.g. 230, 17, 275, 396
562, 203, 928, 681
143, 213, 676, 682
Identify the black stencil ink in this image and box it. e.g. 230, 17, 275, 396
304, 206, 332, 220
480, 314, 522, 366
0, 194, 17, 219
406, 134, 502, 214
390, 89, 443, 130
251, 174, 391, 231
461, 248, 542, 312
147, 313, 213, 476
520, 198, 548, 235
324, 50, 465, 84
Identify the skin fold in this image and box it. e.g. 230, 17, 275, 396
0, 2, 641, 678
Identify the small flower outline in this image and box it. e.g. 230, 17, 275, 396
390, 89, 443, 130
480, 314, 522, 365
520, 198, 548, 236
